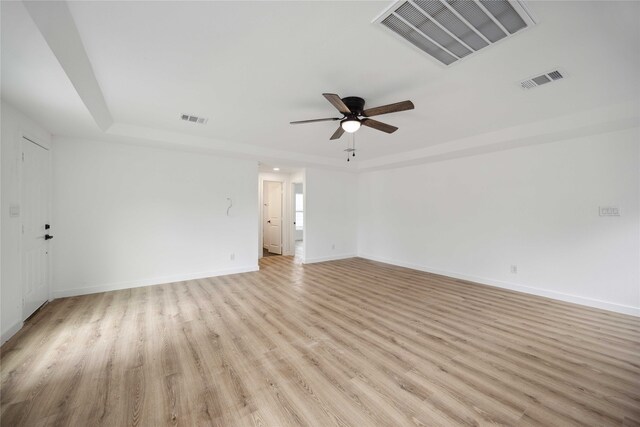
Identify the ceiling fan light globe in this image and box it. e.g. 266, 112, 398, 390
341, 118, 361, 133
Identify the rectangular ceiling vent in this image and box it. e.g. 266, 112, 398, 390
373, 0, 536, 66
519, 69, 565, 90
180, 114, 208, 124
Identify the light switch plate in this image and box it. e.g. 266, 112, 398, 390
599, 206, 620, 216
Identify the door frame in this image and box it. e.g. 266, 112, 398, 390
19, 131, 52, 319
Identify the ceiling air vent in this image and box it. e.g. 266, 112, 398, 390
180, 114, 208, 124
519, 69, 565, 90
374, 0, 536, 66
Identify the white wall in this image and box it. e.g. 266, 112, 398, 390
304, 168, 358, 263
1, 101, 52, 343
290, 171, 304, 183
358, 127, 640, 315
52, 137, 258, 297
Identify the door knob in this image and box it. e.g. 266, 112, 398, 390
45, 234, 54, 240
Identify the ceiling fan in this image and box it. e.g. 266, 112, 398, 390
290, 93, 414, 140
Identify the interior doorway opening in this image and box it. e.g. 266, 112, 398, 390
263, 180, 283, 256
293, 182, 304, 261
258, 164, 305, 262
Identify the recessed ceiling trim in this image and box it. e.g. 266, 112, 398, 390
373, 0, 537, 67
23, 0, 114, 131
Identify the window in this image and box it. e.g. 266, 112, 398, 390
295, 193, 304, 230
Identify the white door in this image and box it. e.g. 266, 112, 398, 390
265, 181, 282, 254
22, 137, 50, 319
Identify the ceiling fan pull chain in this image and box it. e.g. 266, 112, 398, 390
353, 134, 356, 157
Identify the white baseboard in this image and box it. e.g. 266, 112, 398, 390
303, 253, 356, 264
1, 320, 24, 345
52, 265, 260, 299
358, 254, 640, 317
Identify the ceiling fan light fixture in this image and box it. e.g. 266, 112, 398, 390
290, 93, 413, 141
341, 117, 361, 133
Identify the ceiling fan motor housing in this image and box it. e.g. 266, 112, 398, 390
342, 97, 365, 116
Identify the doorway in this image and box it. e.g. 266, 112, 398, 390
258, 165, 304, 260
21, 136, 51, 319
263, 180, 283, 256
292, 182, 304, 261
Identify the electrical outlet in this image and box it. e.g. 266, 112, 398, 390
331, 244, 335, 250
230, 253, 235, 261
510, 265, 518, 274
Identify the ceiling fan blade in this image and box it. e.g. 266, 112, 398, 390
330, 126, 345, 140
323, 93, 351, 115
361, 118, 398, 134
290, 117, 340, 125
362, 100, 414, 117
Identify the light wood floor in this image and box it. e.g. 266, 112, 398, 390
1, 256, 639, 426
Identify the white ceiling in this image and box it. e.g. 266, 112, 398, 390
2, 1, 639, 165
258, 163, 303, 176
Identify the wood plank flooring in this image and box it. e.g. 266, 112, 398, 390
1, 256, 639, 426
